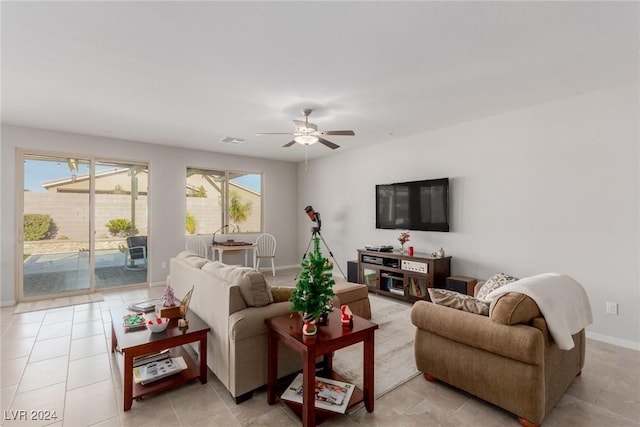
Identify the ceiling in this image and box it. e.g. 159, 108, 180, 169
2, 1, 638, 163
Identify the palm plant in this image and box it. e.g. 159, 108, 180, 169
228, 191, 252, 232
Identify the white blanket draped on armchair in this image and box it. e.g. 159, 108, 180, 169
486, 272, 593, 350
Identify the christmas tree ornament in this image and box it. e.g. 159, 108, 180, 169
162, 283, 177, 307
341, 305, 354, 327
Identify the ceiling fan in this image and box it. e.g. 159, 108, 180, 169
256, 108, 355, 150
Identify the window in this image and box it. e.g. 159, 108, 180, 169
186, 168, 262, 235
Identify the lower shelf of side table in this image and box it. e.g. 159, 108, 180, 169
115, 346, 203, 401
277, 370, 364, 424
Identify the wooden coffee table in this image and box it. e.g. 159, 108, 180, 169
109, 306, 210, 411
265, 310, 378, 427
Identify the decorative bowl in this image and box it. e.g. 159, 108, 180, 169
146, 316, 170, 333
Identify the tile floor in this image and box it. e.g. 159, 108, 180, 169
1, 285, 639, 426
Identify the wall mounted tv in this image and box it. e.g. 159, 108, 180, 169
376, 178, 449, 232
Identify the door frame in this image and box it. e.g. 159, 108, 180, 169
16, 148, 149, 302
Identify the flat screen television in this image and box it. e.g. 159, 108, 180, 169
376, 178, 449, 232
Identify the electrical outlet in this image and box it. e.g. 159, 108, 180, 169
606, 301, 618, 315
161, 262, 167, 269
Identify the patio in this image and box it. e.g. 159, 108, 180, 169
23, 249, 147, 297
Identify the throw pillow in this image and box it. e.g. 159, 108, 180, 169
270, 286, 294, 303
490, 292, 541, 325
238, 272, 273, 307
476, 272, 519, 302
428, 288, 489, 316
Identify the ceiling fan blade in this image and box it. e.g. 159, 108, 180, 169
317, 137, 340, 150
282, 140, 297, 147
256, 132, 294, 135
319, 130, 355, 136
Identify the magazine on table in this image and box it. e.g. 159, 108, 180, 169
132, 356, 187, 385
281, 373, 355, 414
127, 300, 157, 313
133, 349, 170, 367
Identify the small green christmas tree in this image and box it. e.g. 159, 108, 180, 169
290, 237, 336, 321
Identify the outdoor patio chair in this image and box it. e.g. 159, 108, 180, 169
124, 235, 147, 270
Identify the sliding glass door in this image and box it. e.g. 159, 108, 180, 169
20, 152, 149, 300
22, 155, 92, 297
94, 160, 148, 289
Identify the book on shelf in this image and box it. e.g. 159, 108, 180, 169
127, 301, 156, 313
409, 277, 423, 297
133, 349, 170, 367
281, 373, 355, 414
122, 313, 146, 332
132, 357, 188, 385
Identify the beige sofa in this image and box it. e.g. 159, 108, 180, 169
169, 251, 371, 402
411, 286, 585, 427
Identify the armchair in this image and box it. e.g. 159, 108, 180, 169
124, 235, 147, 270
411, 276, 588, 427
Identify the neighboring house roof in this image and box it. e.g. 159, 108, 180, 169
42, 167, 149, 194
43, 168, 260, 196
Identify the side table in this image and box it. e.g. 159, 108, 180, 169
110, 306, 210, 411
265, 310, 378, 427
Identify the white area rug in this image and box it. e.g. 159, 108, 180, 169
333, 294, 420, 406
13, 293, 104, 314
267, 270, 420, 405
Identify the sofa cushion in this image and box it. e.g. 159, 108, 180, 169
219, 265, 255, 283
238, 272, 274, 307
333, 282, 369, 304
202, 260, 225, 274
177, 250, 198, 259
476, 273, 519, 302
428, 288, 489, 316
182, 255, 208, 268
490, 292, 541, 325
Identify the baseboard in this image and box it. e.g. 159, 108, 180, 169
586, 331, 640, 351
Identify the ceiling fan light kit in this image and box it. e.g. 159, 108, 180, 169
256, 108, 355, 150
294, 135, 318, 145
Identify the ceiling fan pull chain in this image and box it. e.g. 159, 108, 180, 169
305, 145, 310, 173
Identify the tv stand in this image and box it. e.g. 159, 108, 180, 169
357, 249, 451, 302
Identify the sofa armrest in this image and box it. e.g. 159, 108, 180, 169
411, 301, 545, 365
229, 301, 292, 341
531, 316, 552, 345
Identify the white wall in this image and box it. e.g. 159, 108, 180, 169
1, 125, 299, 305
2, 85, 638, 348
298, 84, 639, 349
